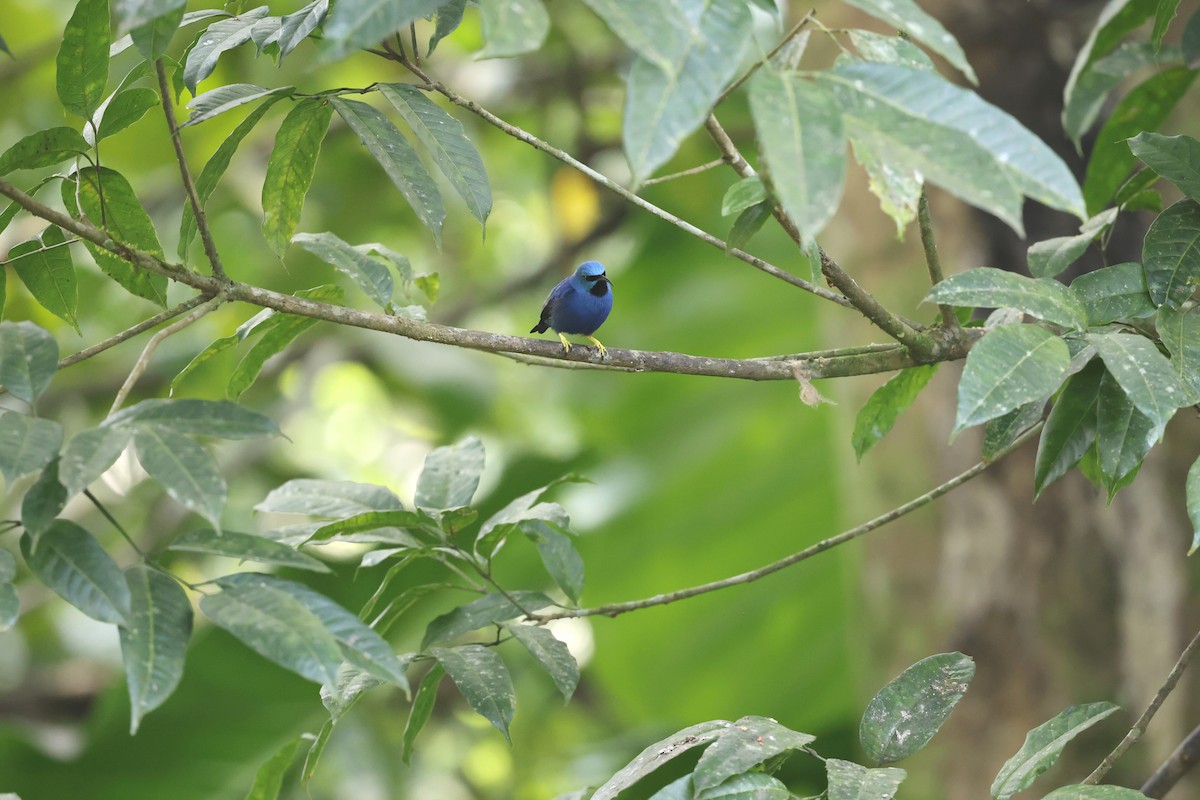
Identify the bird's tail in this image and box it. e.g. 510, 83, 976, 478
530, 322, 549, 333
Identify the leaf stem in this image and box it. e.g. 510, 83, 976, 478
716, 8, 817, 106
58, 294, 213, 370
84, 488, 146, 558
918, 187, 959, 331
641, 159, 725, 187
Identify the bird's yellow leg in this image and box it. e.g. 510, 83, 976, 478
557, 333, 573, 354
585, 335, 608, 357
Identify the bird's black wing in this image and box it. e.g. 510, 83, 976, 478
531, 280, 572, 333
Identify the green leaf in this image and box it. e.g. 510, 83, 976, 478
721, 177, 766, 217
180, 95, 284, 257
1157, 304, 1200, 402
521, 520, 585, 604
120, 564, 193, 734
726, 201, 772, 253
423, 591, 553, 649
275, 0, 328, 61
1096, 370, 1161, 496
0, 127, 91, 175
1128, 132, 1200, 201
402, 662, 444, 763
415, 436, 485, 510
0, 411, 62, 485
826, 758, 906, 800
860, 652, 975, 765
623, 0, 750, 183
693, 715, 815, 792
1041, 787, 1151, 800
59, 426, 132, 497
852, 365, 937, 461
321, 0, 445, 59
1069, 262, 1156, 325
982, 402, 1043, 461
244, 736, 301, 800
256, 479, 403, 517
307, 510, 428, 545
133, 424, 226, 528
1064, 43, 1171, 150
1082, 67, 1197, 216
954, 326, 1071, 433
219, 572, 408, 687
0, 583, 19, 633
579, 0, 688, 73
478, 0, 550, 58
62, 166, 168, 306
1186, 7, 1200, 61
503, 622, 579, 701
21, 521, 130, 624
1187, 453, 1200, 553
56, 0, 110, 119
301, 720, 333, 787
292, 232, 393, 309
113, 0, 187, 35
200, 575, 343, 684
748, 69, 845, 241
182, 7, 269, 94
848, 29, 936, 72
1143, 197, 1200, 309
1033, 360, 1103, 498
991, 702, 1119, 800
168, 528, 330, 573
927, 268, 1087, 330
1087, 331, 1184, 429
107, 399, 281, 439
183, 84, 291, 128
21, 459, 67, 535
846, 123, 922, 237
0, 320, 59, 404
428, 0, 467, 55
0, 550, 15, 583
331, 98, 445, 246
129, 2, 186, 60
591, 720, 732, 800
842, 0, 976, 83
379, 83, 492, 228
1153, 0, 1181, 50
1028, 208, 1119, 279
261, 99, 333, 258
432, 644, 515, 741
697, 773, 788, 799
10, 227, 79, 334
87, 87, 159, 145
320, 664, 386, 720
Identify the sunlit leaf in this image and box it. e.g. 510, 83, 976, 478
478, 0, 549, 58
292, 232, 393, 309
504, 622, 579, 701
432, 644, 515, 740
842, 0, 976, 83
120, 565, 193, 734
133, 424, 227, 528
106, 398, 281, 440
991, 702, 1119, 800
182, 7, 269, 94
10, 226, 79, 333
56, 0, 110, 119
262, 99, 333, 258
852, 365, 938, 460
21, 521, 130, 624
0, 320, 59, 404
860, 652, 975, 765
168, 528, 330, 573
256, 478, 403, 517
415, 436, 485, 510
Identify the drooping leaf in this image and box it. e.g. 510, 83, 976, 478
331, 98, 445, 246
129, 2, 186, 60
244, 736, 301, 800
182, 7, 269, 94
256, 478, 403, 517
1143, 197, 1200, 309
21, 521, 130, 624
848, 29, 936, 72
726, 201, 772, 253
693, 715, 815, 792
623, 0, 750, 183
860, 652, 975, 765
432, 645, 516, 740
503, 622, 579, 701
990, 702, 1120, 800
748, 68, 845, 241
1082, 67, 1197, 215
847, 124, 923, 236
428, 0, 468, 55
591, 720, 732, 800
106, 398, 281, 439
1128, 132, 1200, 201
167, 528, 330, 573
415, 436, 485, 510
478, 0, 549, 58
422, 591, 553, 649
10, 227, 79, 333
58, 426, 130, 498
1153, 0, 1182, 50
579, 0, 687, 72
133, 424, 227, 528
56, 0, 111, 119
182, 83, 292, 128
852, 365, 938, 460
1069, 262, 1156, 325
1027, 208, 1118, 279
320, 664, 388, 720
0, 320, 59, 405
0, 127, 91, 175
275, 0, 328, 61
379, 83, 492, 228
113, 0, 187, 35
21, 458, 67, 535
402, 662, 444, 763
1157, 305, 1200, 402
292, 232, 393, 309
120, 564, 193, 734
321, 0, 446, 59
1087, 331, 1184, 429
1064, 42, 1172, 150
520, 520, 585, 604
841, 0, 976, 83
475, 474, 582, 555
1095, 369, 1159, 497
826, 758, 907, 800
261, 99, 333, 258
1033, 360, 1104, 498
982, 402, 1044, 461
87, 87, 159, 145
0, 411, 62, 485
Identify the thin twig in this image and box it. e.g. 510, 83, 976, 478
641, 159, 725, 187
1084, 624, 1200, 785
716, 8, 817, 106
109, 296, 223, 415
533, 423, 1043, 621
58, 294, 212, 370
0, 235, 81, 266
84, 488, 146, 558
409, 22, 420, 66
154, 59, 227, 281
918, 187, 959, 331
1141, 723, 1200, 798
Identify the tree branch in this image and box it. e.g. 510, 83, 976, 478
155, 59, 227, 281
1084, 624, 1200, 786
1141, 723, 1200, 798
0, 176, 981, 382
918, 187, 959, 331
533, 423, 1042, 621
58, 294, 213, 370
715, 8, 817, 106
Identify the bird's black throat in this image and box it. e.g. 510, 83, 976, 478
588, 277, 611, 298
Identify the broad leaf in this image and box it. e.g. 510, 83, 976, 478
1027, 208, 1118, 279
261, 99, 333, 257
721, 177, 766, 217
954, 326, 1070, 434
379, 83, 492, 227
402, 662, 444, 762
182, 83, 291, 128
21, 521, 130, 624
693, 715, 815, 792
860, 652, 975, 765
982, 402, 1044, 461
331, 98, 445, 245
1065, 42, 1171, 148
591, 720, 732, 800
1157, 305, 1200, 401
1033, 360, 1103, 498
503, 622, 579, 701
848, 29, 936, 72
167, 528, 330, 573
1143, 197, 1200, 309
113, 0, 186, 35
0, 128, 91, 175
478, 0, 549, 58
107, 399, 280, 439
275, 0, 328, 61
21, 459, 67, 535
129, 3, 186, 59
1041, 787, 1151, 800
926, 270, 1087, 331
579, 0, 687, 73
521, 520, 585, 604
475, 474, 582, 554
120, 565, 193, 734
0, 411, 63, 485
697, 773, 788, 799
182, 7, 269, 94
826, 758, 906, 800
847, 124, 922, 236
133, 424, 227, 528
1087, 331, 1184, 429
748, 68, 845, 241
10, 227, 79, 333
256, 479, 403, 517
244, 737, 301, 800
1070, 262, 1156, 325
991, 702, 1119, 800
56, 0, 110, 119
1096, 371, 1161, 495
852, 365, 938, 460
59, 426, 131, 497
1128, 132, 1200, 201
0, 320, 59, 404
842, 0, 976, 83
292, 232, 393, 309
415, 436, 485, 510
88, 87, 159, 145
432, 644, 515, 740
321, 0, 445, 58
422, 591, 553, 649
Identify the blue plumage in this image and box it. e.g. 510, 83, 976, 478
530, 261, 613, 355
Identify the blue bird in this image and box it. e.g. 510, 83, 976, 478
530, 261, 613, 356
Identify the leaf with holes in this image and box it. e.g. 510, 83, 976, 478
860, 652, 975, 765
